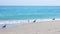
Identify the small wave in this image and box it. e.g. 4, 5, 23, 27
0, 18, 60, 24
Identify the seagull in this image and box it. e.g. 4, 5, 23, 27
2, 24, 7, 28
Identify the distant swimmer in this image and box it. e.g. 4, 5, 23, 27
2, 24, 7, 28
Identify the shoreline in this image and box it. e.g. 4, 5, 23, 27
0, 18, 60, 28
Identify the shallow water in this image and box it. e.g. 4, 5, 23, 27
0, 6, 60, 20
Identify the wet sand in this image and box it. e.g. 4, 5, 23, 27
0, 20, 60, 34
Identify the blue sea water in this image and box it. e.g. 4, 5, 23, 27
0, 6, 60, 20
0, 6, 60, 28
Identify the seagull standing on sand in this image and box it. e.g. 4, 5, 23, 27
2, 24, 7, 28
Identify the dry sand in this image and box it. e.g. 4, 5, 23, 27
0, 20, 60, 34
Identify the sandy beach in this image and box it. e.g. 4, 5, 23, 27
0, 19, 60, 34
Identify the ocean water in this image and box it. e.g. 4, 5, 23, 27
0, 6, 60, 20
0, 6, 60, 28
